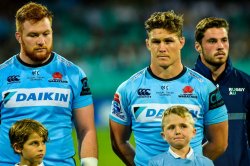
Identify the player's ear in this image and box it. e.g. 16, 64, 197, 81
161, 131, 166, 139
13, 143, 22, 154
179, 36, 185, 48
192, 128, 197, 138
195, 42, 201, 54
15, 32, 21, 44
145, 38, 151, 51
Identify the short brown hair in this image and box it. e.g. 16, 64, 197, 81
15, 2, 53, 32
161, 105, 194, 130
144, 10, 184, 38
195, 17, 229, 44
9, 119, 49, 154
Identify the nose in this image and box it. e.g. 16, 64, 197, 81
38, 143, 46, 151
175, 126, 181, 135
217, 41, 224, 50
159, 42, 166, 52
37, 36, 45, 45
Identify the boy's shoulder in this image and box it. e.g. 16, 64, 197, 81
194, 153, 214, 165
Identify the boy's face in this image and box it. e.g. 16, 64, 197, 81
16, 132, 46, 165
161, 114, 196, 150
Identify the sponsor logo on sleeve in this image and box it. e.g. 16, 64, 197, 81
111, 93, 127, 121
209, 88, 225, 110
80, 77, 91, 96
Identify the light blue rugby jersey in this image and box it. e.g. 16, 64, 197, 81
148, 148, 214, 166
110, 66, 228, 166
0, 52, 93, 165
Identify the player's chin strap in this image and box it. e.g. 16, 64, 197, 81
81, 157, 98, 166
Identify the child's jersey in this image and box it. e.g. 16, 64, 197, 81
148, 148, 214, 166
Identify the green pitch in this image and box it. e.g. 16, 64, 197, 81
73, 128, 135, 166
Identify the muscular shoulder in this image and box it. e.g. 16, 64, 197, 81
0, 56, 16, 86
54, 53, 81, 71
186, 67, 215, 88
117, 67, 147, 91
0, 56, 15, 71
53, 52, 87, 79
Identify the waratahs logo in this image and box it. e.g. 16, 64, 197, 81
53, 72, 63, 79
179, 86, 197, 98
183, 86, 194, 93
48, 72, 68, 83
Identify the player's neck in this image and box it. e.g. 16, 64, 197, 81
204, 62, 226, 81
19, 52, 51, 66
150, 63, 184, 79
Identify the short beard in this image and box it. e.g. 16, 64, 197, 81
201, 50, 227, 67
25, 48, 52, 62
204, 55, 227, 67
22, 43, 53, 63
20, 35, 53, 63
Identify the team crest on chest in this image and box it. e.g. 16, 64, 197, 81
48, 72, 68, 83
178, 86, 197, 98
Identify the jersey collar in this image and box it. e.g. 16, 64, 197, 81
147, 66, 187, 81
16, 52, 55, 68
169, 147, 194, 159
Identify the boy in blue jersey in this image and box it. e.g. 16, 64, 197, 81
0, 2, 98, 166
148, 106, 213, 166
9, 119, 48, 166
193, 17, 250, 166
109, 11, 228, 166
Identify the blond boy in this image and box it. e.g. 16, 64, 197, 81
148, 106, 214, 166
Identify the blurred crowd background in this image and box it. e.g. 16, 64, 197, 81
1, 0, 250, 127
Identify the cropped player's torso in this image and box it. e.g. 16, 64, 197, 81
110, 66, 228, 165
0, 52, 93, 165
